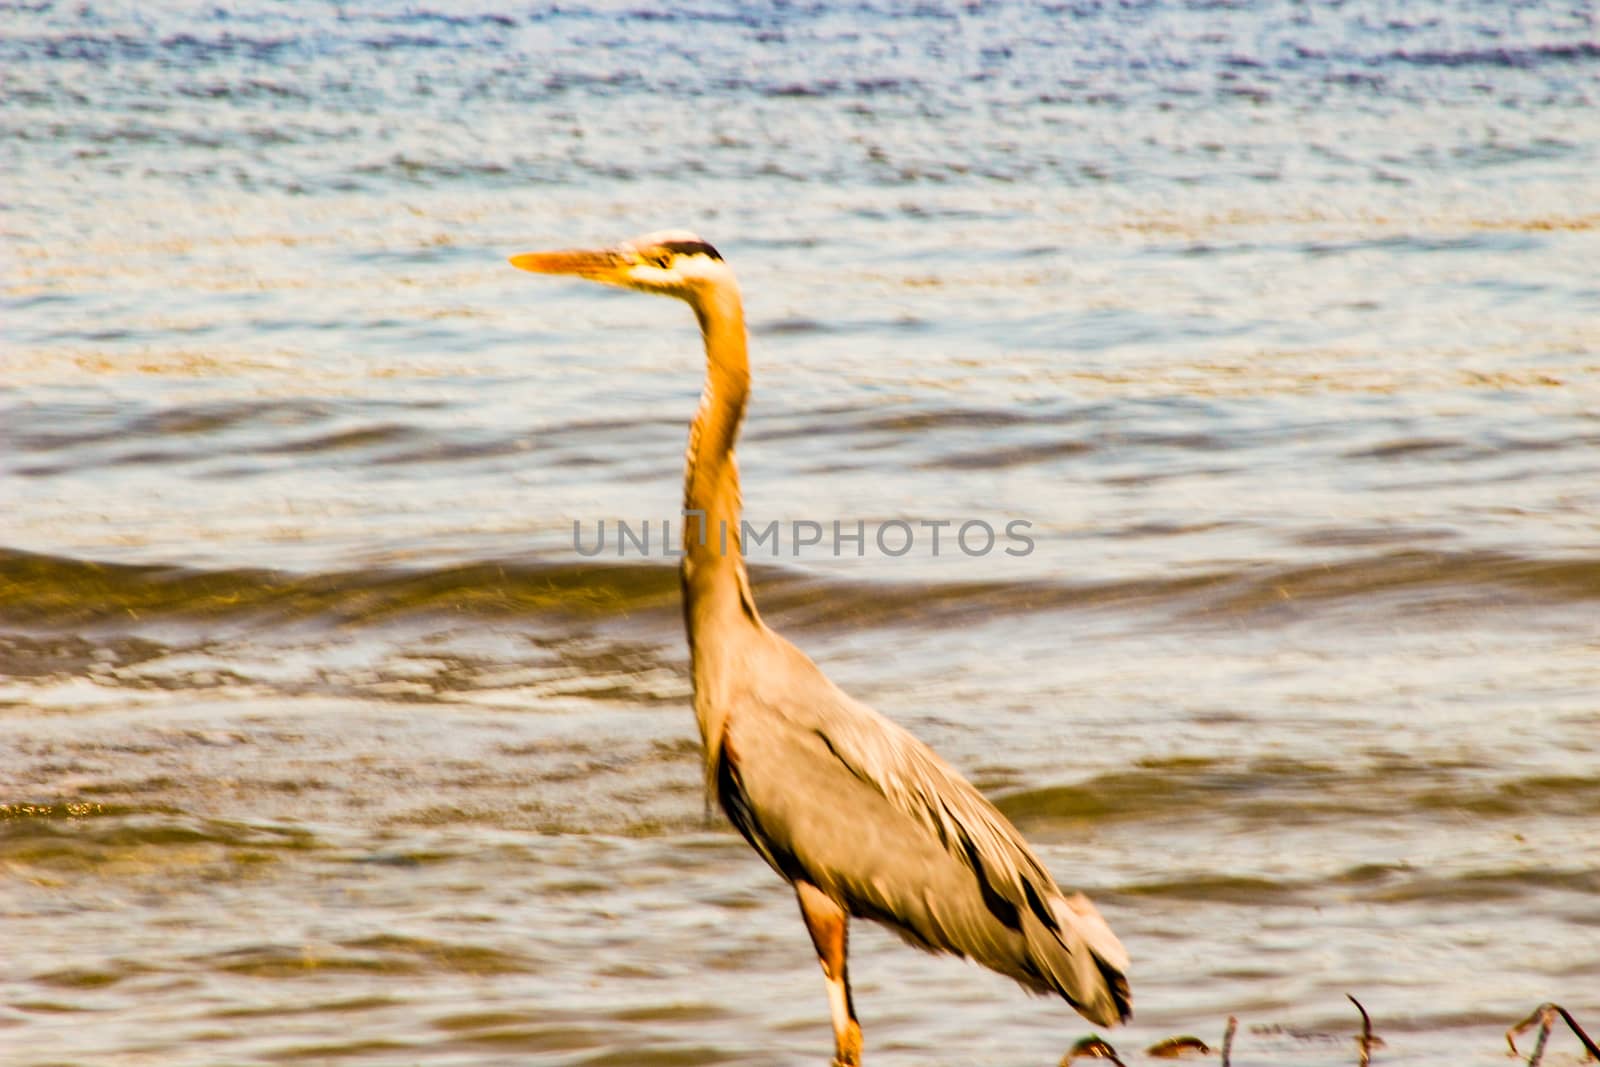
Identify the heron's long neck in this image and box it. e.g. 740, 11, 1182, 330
681, 282, 758, 644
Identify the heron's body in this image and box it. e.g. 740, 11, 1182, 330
511, 232, 1130, 1064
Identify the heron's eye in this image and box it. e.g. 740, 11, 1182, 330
648, 253, 672, 269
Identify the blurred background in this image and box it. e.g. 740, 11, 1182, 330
3, 1, 1598, 1064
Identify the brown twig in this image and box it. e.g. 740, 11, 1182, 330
1145, 1035, 1211, 1058
1508, 1004, 1600, 1064
1221, 1015, 1238, 1067
1348, 994, 1374, 1067
1550, 1004, 1600, 1062
1528, 1009, 1556, 1067
1063, 1035, 1126, 1066
1510, 1005, 1550, 1058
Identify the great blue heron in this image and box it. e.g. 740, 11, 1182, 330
510, 231, 1131, 1064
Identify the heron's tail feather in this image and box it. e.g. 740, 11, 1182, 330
1028, 892, 1131, 1027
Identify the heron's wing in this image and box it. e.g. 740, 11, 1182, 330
733, 643, 1130, 1024
809, 682, 1129, 953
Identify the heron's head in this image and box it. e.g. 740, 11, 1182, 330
509, 230, 730, 302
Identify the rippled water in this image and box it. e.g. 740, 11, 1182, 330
4, 1, 1599, 1064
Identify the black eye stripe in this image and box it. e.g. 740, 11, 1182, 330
658, 239, 723, 261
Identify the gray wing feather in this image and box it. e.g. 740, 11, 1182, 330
724, 638, 1131, 1026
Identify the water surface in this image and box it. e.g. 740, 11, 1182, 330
3, 1, 1599, 1064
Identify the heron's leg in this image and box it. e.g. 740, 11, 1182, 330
795, 879, 863, 1066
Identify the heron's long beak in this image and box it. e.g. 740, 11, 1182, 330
508, 248, 624, 279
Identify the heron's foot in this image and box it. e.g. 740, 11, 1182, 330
831, 1020, 862, 1066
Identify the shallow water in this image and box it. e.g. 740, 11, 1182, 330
3, 1, 1599, 1064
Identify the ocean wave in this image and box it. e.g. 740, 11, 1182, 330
3, 546, 1597, 634
998, 757, 1600, 829
1384, 42, 1600, 70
